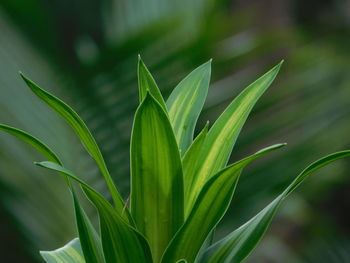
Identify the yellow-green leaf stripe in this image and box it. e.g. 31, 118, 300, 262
186, 61, 283, 213
203, 150, 350, 263
40, 238, 85, 263
131, 92, 184, 262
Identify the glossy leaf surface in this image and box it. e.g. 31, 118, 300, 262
20, 73, 127, 218
138, 56, 167, 110
182, 122, 208, 217
202, 150, 350, 263
161, 144, 286, 263
131, 93, 184, 262
185, 61, 283, 213
166, 61, 211, 153
36, 161, 153, 263
0, 124, 61, 164
40, 238, 85, 263
0, 124, 104, 263
72, 192, 105, 263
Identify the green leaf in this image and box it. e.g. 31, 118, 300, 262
182, 122, 209, 217
0, 124, 61, 164
72, 192, 105, 263
36, 161, 153, 263
138, 55, 167, 111
40, 238, 85, 263
202, 150, 350, 263
0, 124, 104, 263
19, 73, 129, 221
166, 60, 211, 154
131, 92, 184, 262
185, 61, 283, 213
196, 229, 216, 262
161, 144, 286, 263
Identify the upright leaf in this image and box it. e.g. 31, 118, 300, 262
20, 73, 129, 221
36, 161, 153, 263
161, 144, 286, 263
138, 55, 167, 110
202, 150, 350, 263
0, 124, 104, 263
72, 192, 105, 263
182, 122, 209, 216
131, 92, 184, 262
186, 61, 283, 213
40, 238, 85, 263
166, 60, 211, 153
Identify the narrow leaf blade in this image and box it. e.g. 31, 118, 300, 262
0, 124, 105, 263
138, 56, 167, 110
72, 192, 105, 263
0, 124, 61, 164
186, 61, 283, 213
182, 122, 209, 217
36, 161, 153, 263
166, 61, 211, 153
161, 144, 286, 263
40, 238, 85, 263
203, 150, 350, 263
131, 92, 184, 262
19, 73, 128, 220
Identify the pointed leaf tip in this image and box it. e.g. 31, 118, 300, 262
138, 55, 145, 65
18, 74, 129, 221
183, 62, 283, 214
202, 149, 350, 263
254, 143, 287, 155
203, 59, 212, 66
19, 72, 31, 86
131, 86, 183, 262
275, 60, 284, 70
273, 60, 283, 71
204, 121, 210, 131
137, 57, 166, 110
19, 72, 35, 88
162, 144, 285, 263
166, 61, 211, 153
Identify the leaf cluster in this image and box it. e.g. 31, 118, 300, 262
1, 57, 349, 263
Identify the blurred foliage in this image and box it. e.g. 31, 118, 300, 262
0, 0, 349, 262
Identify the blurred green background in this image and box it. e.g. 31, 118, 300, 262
0, 0, 349, 262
